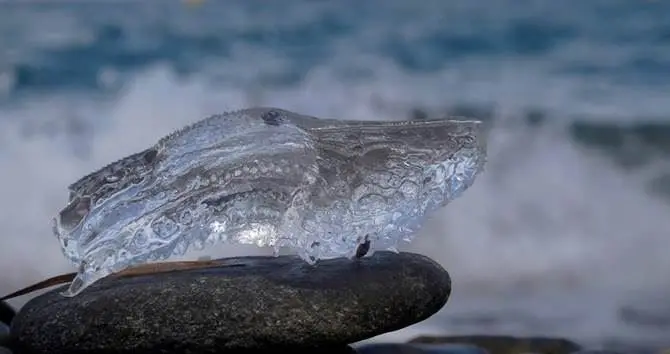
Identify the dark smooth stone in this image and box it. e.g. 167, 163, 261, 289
570, 351, 627, 354
357, 342, 488, 354
0, 302, 14, 327
0, 319, 9, 348
11, 251, 450, 354
409, 335, 582, 354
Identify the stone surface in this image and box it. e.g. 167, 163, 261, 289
409, 335, 582, 354
0, 302, 14, 328
570, 351, 626, 354
0, 302, 13, 350
11, 251, 450, 354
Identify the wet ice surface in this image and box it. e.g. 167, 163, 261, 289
52, 107, 486, 296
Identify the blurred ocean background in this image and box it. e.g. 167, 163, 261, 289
1, 0, 670, 350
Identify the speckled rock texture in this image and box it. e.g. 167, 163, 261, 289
11, 251, 450, 354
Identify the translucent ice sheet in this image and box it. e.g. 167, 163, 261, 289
53, 108, 486, 296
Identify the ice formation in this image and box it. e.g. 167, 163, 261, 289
53, 107, 487, 296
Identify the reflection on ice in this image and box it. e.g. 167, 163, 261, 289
52, 107, 487, 296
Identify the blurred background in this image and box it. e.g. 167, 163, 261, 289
1, 0, 670, 350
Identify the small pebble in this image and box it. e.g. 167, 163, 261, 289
0, 301, 15, 327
